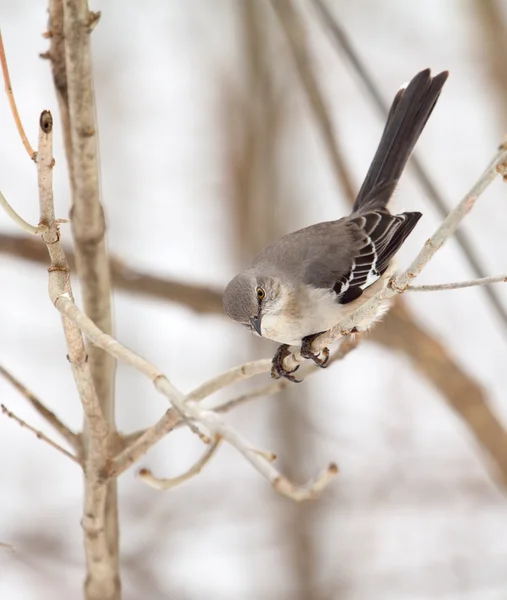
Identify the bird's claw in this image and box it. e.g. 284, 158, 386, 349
271, 344, 302, 383
300, 334, 330, 368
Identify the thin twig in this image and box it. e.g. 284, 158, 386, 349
0, 191, 46, 235
138, 437, 222, 491
0, 364, 79, 449
409, 273, 507, 292
1, 404, 80, 464
310, 0, 507, 336
0, 30, 36, 159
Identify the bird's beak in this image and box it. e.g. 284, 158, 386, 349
250, 314, 262, 336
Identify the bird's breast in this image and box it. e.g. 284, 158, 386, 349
260, 287, 345, 345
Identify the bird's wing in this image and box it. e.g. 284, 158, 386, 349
301, 210, 422, 305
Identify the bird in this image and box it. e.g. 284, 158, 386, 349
223, 68, 449, 382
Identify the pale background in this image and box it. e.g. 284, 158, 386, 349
1, 1, 507, 599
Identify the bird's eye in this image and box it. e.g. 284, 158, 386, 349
256, 287, 265, 301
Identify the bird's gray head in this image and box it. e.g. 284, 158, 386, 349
222, 270, 285, 336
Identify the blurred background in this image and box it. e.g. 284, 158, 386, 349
1, 1, 507, 598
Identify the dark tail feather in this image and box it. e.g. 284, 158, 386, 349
352, 69, 448, 213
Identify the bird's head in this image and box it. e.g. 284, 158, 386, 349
222, 270, 286, 336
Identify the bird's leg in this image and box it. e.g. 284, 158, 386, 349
271, 344, 302, 383
300, 333, 330, 368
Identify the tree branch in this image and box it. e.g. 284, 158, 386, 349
47, 4, 119, 596
138, 436, 222, 491
49, 0, 115, 421
36, 110, 118, 600
1, 404, 80, 464
110, 337, 359, 478
0, 364, 79, 449
408, 273, 507, 292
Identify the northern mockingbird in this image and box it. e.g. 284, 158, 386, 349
223, 69, 448, 381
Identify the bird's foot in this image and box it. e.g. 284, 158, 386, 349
271, 344, 302, 383
300, 333, 330, 368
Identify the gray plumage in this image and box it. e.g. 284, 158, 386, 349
223, 69, 448, 353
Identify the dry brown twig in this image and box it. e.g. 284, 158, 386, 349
1, 403, 80, 463
0, 364, 79, 449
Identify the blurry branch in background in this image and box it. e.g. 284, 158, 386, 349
374, 300, 507, 484
474, 0, 507, 128
0, 364, 79, 449
270, 0, 356, 204
249, 4, 329, 590
1, 404, 80, 464
0, 234, 223, 313
310, 0, 507, 337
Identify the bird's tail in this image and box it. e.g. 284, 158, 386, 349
352, 69, 448, 213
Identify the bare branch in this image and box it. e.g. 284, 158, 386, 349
47, 3, 119, 594
0, 30, 36, 159
0, 364, 79, 449
310, 0, 507, 335
409, 273, 507, 292
1, 404, 80, 464
36, 110, 119, 599
138, 437, 222, 491
48, 287, 337, 499
111, 337, 359, 477
51, 0, 115, 421
37, 111, 108, 452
